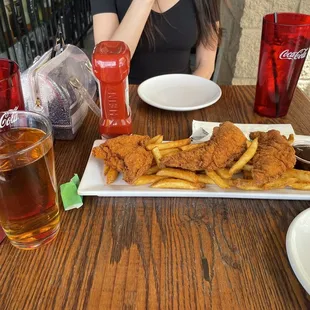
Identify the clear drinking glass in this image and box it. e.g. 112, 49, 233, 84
0, 110, 60, 249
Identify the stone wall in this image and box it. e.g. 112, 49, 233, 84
218, 0, 310, 98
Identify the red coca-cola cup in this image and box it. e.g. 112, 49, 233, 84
254, 13, 310, 118
0, 59, 25, 112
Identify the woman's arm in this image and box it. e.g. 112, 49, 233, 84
193, 43, 217, 79
92, 0, 155, 58
193, 22, 220, 79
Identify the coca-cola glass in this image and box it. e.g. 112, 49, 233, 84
254, 13, 310, 118
0, 59, 25, 112
0, 110, 60, 249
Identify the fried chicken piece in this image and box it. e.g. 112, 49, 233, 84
249, 130, 296, 184
92, 135, 153, 184
161, 122, 247, 171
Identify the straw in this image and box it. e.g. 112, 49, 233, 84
272, 12, 280, 117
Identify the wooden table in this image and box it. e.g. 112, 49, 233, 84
1, 85, 310, 309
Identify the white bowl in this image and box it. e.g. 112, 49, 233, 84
286, 208, 310, 294
137, 74, 222, 111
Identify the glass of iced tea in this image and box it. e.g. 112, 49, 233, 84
0, 59, 25, 112
0, 110, 60, 249
254, 13, 310, 118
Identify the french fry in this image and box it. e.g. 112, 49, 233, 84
289, 182, 310, 190
233, 179, 263, 191
146, 138, 191, 151
287, 134, 294, 145
152, 147, 162, 167
103, 165, 110, 176
154, 135, 164, 144
151, 178, 205, 190
197, 174, 215, 184
106, 167, 119, 184
242, 164, 253, 172
160, 148, 180, 157
229, 138, 258, 175
156, 168, 198, 183
134, 175, 165, 185
180, 143, 204, 151
145, 165, 160, 175
206, 171, 230, 189
282, 169, 310, 182
147, 135, 162, 146
263, 177, 298, 190
216, 168, 232, 179
246, 140, 251, 148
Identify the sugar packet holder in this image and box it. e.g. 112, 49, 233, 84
21, 44, 97, 140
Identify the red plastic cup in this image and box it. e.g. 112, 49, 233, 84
0, 59, 25, 112
254, 13, 310, 118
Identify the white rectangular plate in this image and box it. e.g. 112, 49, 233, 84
78, 137, 310, 201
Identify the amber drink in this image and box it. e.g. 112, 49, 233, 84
0, 111, 60, 249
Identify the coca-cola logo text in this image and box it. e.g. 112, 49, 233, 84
279, 48, 309, 60
0, 107, 19, 129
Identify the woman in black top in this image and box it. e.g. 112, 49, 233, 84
91, 0, 220, 84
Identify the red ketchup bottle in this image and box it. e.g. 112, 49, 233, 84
92, 41, 132, 138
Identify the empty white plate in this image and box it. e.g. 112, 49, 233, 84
137, 74, 222, 111
286, 208, 310, 294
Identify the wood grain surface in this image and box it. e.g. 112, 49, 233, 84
0, 86, 310, 309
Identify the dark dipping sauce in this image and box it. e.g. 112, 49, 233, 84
294, 145, 310, 171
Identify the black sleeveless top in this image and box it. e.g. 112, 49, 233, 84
91, 0, 198, 84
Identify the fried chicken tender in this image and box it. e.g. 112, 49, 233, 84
249, 130, 296, 184
161, 122, 247, 171
92, 135, 153, 184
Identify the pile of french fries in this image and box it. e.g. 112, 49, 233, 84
101, 133, 310, 191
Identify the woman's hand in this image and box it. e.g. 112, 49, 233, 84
93, 0, 155, 58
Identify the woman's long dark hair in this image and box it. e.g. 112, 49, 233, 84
143, 0, 221, 49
